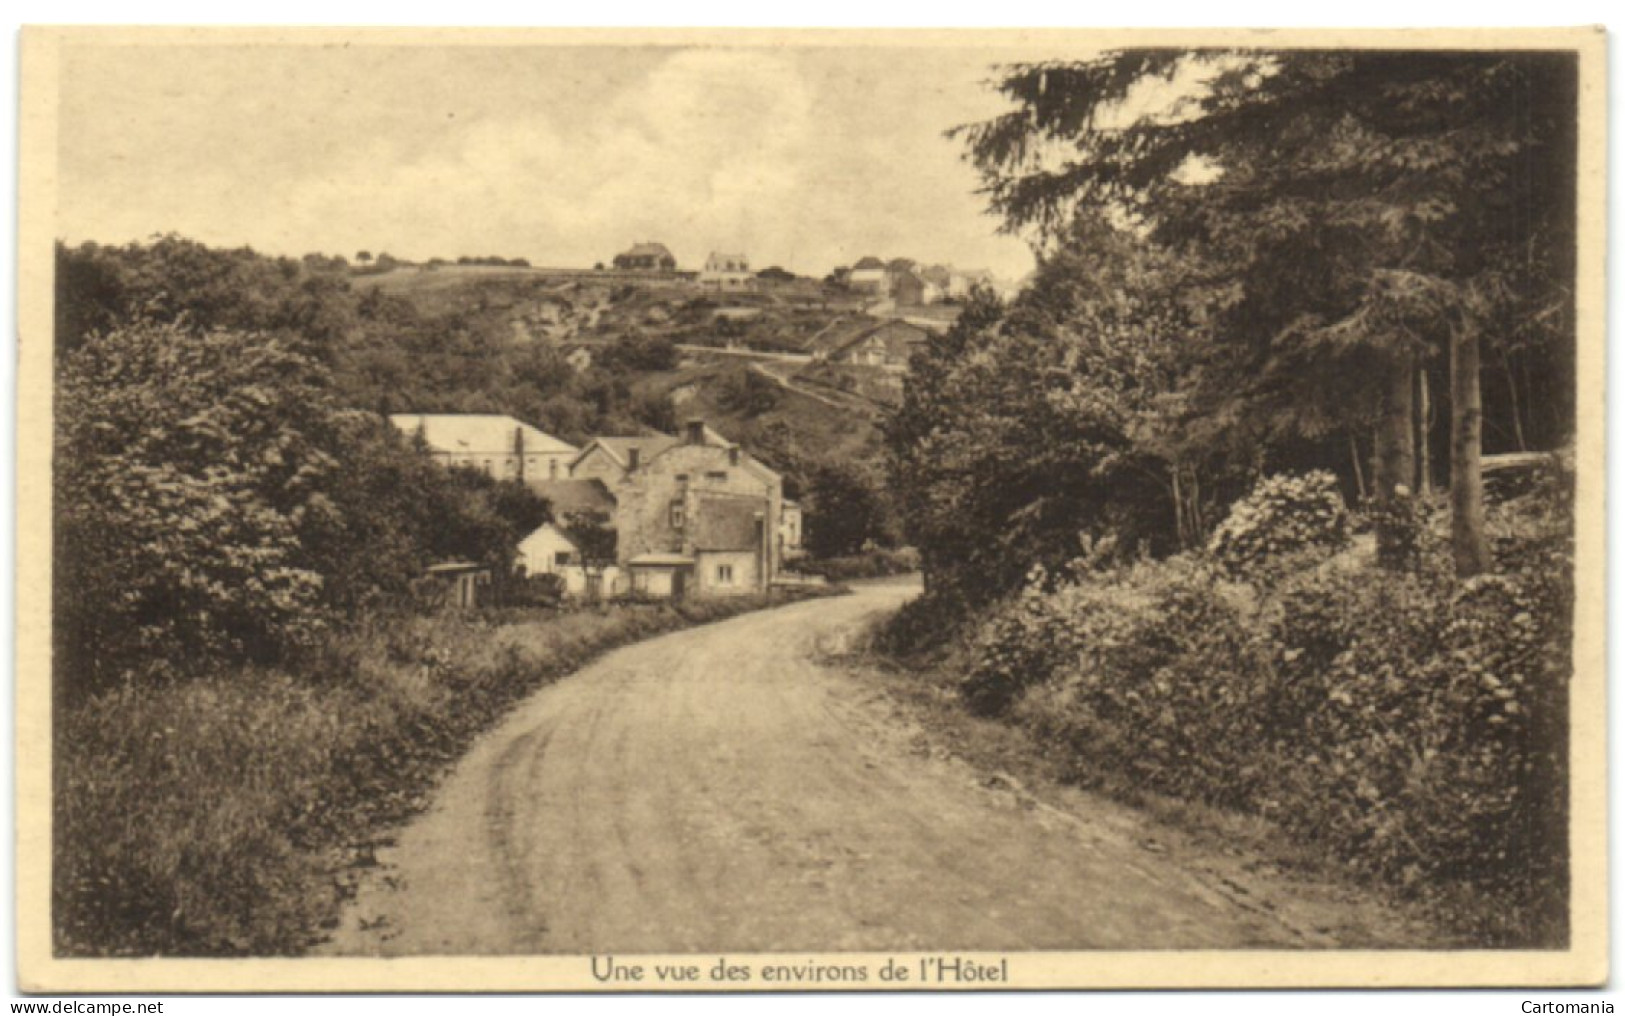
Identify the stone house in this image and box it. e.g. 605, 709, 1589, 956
570, 434, 683, 484
827, 319, 931, 371
572, 419, 784, 598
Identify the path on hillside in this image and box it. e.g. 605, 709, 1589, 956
322, 581, 1423, 955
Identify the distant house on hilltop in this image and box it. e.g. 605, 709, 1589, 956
892, 269, 929, 307
846, 256, 890, 296
389, 413, 579, 482
701, 251, 753, 291
613, 242, 677, 272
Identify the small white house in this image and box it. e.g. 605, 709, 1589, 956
701, 251, 753, 291
517, 522, 622, 599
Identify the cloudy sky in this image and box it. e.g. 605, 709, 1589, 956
54, 40, 1094, 279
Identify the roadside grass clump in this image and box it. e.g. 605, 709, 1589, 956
789, 547, 921, 582
946, 479, 1571, 947
54, 588, 838, 957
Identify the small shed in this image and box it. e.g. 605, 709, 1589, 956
424, 561, 490, 610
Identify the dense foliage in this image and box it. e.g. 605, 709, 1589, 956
879, 49, 1579, 944
51, 239, 587, 692
890, 50, 1577, 610
958, 487, 1570, 944
1206, 471, 1351, 577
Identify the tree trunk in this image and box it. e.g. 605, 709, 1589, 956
1450, 322, 1490, 577
1348, 432, 1367, 502
1502, 350, 1528, 452
1415, 367, 1432, 496
1189, 467, 1205, 542
1171, 464, 1188, 549
1373, 348, 1416, 568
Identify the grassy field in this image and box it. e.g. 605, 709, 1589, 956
54, 590, 839, 957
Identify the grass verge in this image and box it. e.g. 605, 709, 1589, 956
54, 588, 840, 956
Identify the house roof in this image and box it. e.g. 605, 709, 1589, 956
426, 561, 486, 574
707, 252, 749, 265
852, 255, 886, 270
828, 319, 932, 361
689, 494, 767, 551
573, 424, 779, 487
390, 413, 578, 457
528, 478, 616, 516
572, 434, 684, 471
803, 317, 877, 355
619, 242, 674, 261
518, 522, 577, 549
627, 552, 696, 568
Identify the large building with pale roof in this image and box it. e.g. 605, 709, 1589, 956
388, 413, 580, 483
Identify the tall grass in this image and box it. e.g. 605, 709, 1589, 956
54, 592, 832, 956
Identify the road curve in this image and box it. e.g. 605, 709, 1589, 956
322, 582, 1383, 955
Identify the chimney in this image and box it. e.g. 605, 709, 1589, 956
685, 419, 706, 445
627, 446, 641, 470
729, 446, 740, 466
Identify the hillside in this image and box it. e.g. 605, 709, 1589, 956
352, 263, 876, 352
350, 264, 915, 490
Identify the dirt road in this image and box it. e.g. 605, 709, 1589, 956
323, 581, 1422, 955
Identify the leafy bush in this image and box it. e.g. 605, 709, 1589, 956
1206, 470, 1350, 576
1266, 538, 1570, 926
55, 322, 339, 688
976, 560, 1273, 809
953, 482, 1571, 944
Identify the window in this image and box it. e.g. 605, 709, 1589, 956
706, 471, 729, 483
670, 502, 685, 528
554, 551, 573, 567
716, 564, 734, 585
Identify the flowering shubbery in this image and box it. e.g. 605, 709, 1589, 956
1207, 470, 1350, 576
958, 480, 1571, 944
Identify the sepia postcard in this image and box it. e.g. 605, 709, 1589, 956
14, 25, 1608, 992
